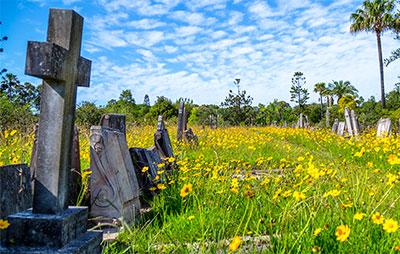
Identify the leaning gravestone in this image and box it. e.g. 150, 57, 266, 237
90, 126, 141, 224
154, 116, 174, 160
326, 107, 330, 128
344, 107, 353, 137
304, 115, 310, 129
331, 119, 339, 133
177, 101, 185, 141
30, 124, 82, 205
0, 9, 102, 253
337, 122, 346, 137
100, 113, 126, 135
0, 164, 32, 243
376, 118, 392, 137
350, 110, 360, 136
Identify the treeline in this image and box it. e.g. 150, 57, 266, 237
2, 72, 400, 132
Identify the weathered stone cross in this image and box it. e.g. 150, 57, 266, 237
25, 9, 91, 214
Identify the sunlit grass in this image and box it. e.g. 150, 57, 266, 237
1, 125, 399, 253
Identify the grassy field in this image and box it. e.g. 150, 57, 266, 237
1, 125, 400, 253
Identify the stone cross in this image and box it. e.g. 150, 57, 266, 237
25, 9, 91, 214
344, 107, 353, 137
350, 110, 360, 136
177, 101, 185, 141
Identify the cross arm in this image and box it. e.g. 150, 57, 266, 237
25, 41, 91, 87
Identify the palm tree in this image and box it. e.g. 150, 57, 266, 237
328, 80, 358, 103
350, 0, 400, 109
313, 82, 326, 119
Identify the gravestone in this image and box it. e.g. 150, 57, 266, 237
100, 113, 126, 135
376, 118, 392, 137
177, 101, 185, 141
344, 107, 353, 137
0, 9, 102, 253
272, 121, 277, 127
337, 122, 345, 137
129, 147, 168, 196
283, 121, 288, 128
183, 107, 188, 132
90, 126, 141, 224
350, 110, 360, 136
326, 108, 330, 128
30, 125, 81, 205
209, 114, 215, 129
0, 164, 32, 243
331, 119, 339, 133
183, 128, 198, 144
154, 116, 174, 160
304, 115, 309, 129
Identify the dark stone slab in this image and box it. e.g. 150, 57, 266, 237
177, 101, 184, 141
183, 128, 198, 144
99, 113, 126, 135
3, 207, 87, 249
154, 116, 174, 160
0, 164, 32, 219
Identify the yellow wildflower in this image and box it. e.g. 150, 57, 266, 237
142, 166, 149, 173
313, 228, 322, 236
354, 212, 367, 221
335, 224, 350, 242
229, 236, 241, 251
372, 212, 385, 225
383, 219, 399, 233
0, 219, 10, 230
188, 216, 195, 220
293, 191, 306, 201
157, 183, 166, 190
180, 183, 193, 198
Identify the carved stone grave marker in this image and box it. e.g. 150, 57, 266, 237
100, 113, 126, 135
1, 9, 102, 253
90, 126, 141, 224
331, 119, 339, 133
350, 110, 360, 136
376, 118, 392, 137
344, 107, 353, 137
177, 101, 185, 141
337, 121, 345, 137
154, 116, 174, 160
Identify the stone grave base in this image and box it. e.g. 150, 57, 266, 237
0, 207, 102, 254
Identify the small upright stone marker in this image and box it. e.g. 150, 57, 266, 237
331, 119, 339, 133
344, 107, 353, 137
376, 118, 392, 137
177, 101, 185, 141
350, 110, 360, 136
1, 9, 102, 253
154, 116, 174, 160
337, 121, 345, 137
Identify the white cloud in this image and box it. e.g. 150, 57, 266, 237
248, 1, 277, 18
175, 26, 203, 37
126, 19, 166, 29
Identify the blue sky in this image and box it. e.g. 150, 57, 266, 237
1, 0, 400, 107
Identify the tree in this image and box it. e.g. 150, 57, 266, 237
76, 101, 104, 127
149, 96, 177, 119
328, 80, 358, 102
143, 94, 150, 106
290, 72, 309, 113
313, 82, 326, 119
350, 0, 400, 109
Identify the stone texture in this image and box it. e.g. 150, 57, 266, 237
89, 126, 141, 223
0, 208, 102, 254
0, 164, 32, 219
30, 125, 81, 206
326, 108, 330, 128
25, 9, 91, 214
177, 101, 185, 141
337, 121, 345, 137
376, 118, 392, 137
0, 164, 32, 243
344, 107, 353, 137
154, 116, 174, 161
183, 128, 198, 144
331, 119, 339, 133
350, 110, 360, 136
99, 113, 126, 135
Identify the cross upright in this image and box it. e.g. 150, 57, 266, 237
25, 9, 91, 214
